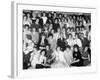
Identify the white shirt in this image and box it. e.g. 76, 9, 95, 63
31, 51, 40, 67
53, 33, 60, 42
42, 17, 47, 24
67, 38, 74, 47
64, 50, 73, 65
74, 38, 82, 47
38, 55, 46, 64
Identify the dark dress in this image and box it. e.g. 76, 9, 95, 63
80, 38, 89, 50
82, 48, 91, 66
37, 37, 48, 49
38, 17, 43, 29
31, 23, 41, 31
23, 51, 33, 69
45, 49, 53, 64
57, 38, 66, 51
53, 23, 60, 33
71, 51, 83, 66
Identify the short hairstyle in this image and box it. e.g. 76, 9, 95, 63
48, 33, 53, 38
40, 49, 46, 55
68, 33, 72, 37
73, 44, 79, 50
24, 24, 30, 29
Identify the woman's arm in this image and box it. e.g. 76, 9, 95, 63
71, 59, 80, 64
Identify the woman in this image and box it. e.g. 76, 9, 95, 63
44, 26, 49, 38
48, 34, 57, 51
30, 47, 40, 69
37, 34, 48, 50
53, 18, 60, 33
23, 25, 32, 44
48, 23, 53, 32
36, 49, 50, 69
42, 12, 47, 25
27, 13, 32, 25
53, 28, 61, 42
64, 45, 73, 66
82, 46, 91, 66
31, 28, 39, 44
71, 45, 83, 67
23, 15, 31, 26
66, 34, 74, 47
51, 46, 68, 68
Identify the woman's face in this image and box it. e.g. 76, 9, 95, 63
55, 19, 57, 23
67, 28, 70, 32
25, 26, 28, 30
57, 28, 60, 33
49, 36, 53, 40
36, 19, 39, 23
44, 27, 48, 30
69, 34, 72, 39
51, 29, 54, 34
59, 14, 62, 18
75, 35, 78, 38
24, 16, 27, 21
57, 47, 60, 51
74, 47, 78, 52
27, 14, 30, 18
42, 35, 45, 39
49, 13, 51, 17
46, 45, 49, 50
54, 13, 56, 17
32, 12, 36, 18
41, 51, 45, 56
66, 48, 70, 52
32, 28, 36, 32
62, 28, 65, 32
38, 28, 42, 33
33, 48, 37, 53
38, 13, 41, 17
43, 13, 46, 16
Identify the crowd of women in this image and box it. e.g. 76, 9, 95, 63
23, 10, 91, 69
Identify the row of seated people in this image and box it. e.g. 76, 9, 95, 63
23, 25, 91, 69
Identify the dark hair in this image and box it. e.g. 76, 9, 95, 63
68, 33, 72, 37
66, 45, 71, 49
48, 33, 53, 38
40, 49, 46, 55
89, 25, 91, 31
23, 15, 27, 19
23, 24, 30, 29
73, 44, 79, 51
56, 46, 61, 50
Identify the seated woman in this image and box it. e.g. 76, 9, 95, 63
81, 45, 91, 66
30, 47, 40, 69
64, 45, 73, 66
45, 45, 53, 65
71, 45, 83, 67
66, 34, 74, 48
23, 15, 31, 26
36, 49, 50, 69
48, 33, 57, 51
31, 27, 39, 44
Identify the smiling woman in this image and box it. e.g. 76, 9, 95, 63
11, 1, 96, 78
